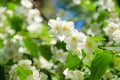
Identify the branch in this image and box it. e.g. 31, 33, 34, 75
32, 0, 48, 22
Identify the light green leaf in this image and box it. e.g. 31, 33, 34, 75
7, 2, 17, 10
65, 51, 81, 70
17, 66, 32, 80
89, 36, 105, 41
23, 38, 39, 58
89, 49, 113, 80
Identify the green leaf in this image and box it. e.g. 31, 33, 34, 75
89, 49, 113, 80
7, 2, 17, 10
8, 15, 24, 32
39, 45, 52, 61
97, 11, 109, 22
23, 38, 39, 58
0, 39, 3, 48
55, 41, 67, 51
65, 51, 81, 70
81, 49, 86, 59
81, 0, 95, 11
17, 66, 32, 80
89, 36, 105, 41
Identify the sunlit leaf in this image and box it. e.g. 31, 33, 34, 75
65, 51, 81, 70
23, 38, 39, 58
17, 66, 32, 80
89, 49, 113, 80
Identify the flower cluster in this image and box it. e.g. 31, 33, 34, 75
48, 18, 87, 51
9, 60, 48, 80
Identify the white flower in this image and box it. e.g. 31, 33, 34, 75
87, 24, 101, 36
18, 60, 32, 68
83, 53, 93, 65
18, 47, 27, 53
104, 22, 118, 37
39, 56, 54, 69
3, 40, 19, 59
50, 38, 57, 45
0, 52, 9, 64
73, 0, 81, 5
5, 26, 15, 35
108, 12, 119, 23
51, 47, 67, 63
27, 23, 42, 32
12, 35, 23, 43
6, 10, 13, 17
0, 15, 7, 27
102, 70, 113, 80
98, 0, 115, 12
63, 68, 84, 80
40, 73, 48, 80
21, 0, 33, 8
48, 18, 75, 40
48, 18, 62, 37
112, 30, 120, 44
0, 7, 6, 15
64, 30, 86, 50
60, 21, 74, 37
27, 9, 42, 24
84, 37, 98, 54
106, 0, 115, 12
27, 70, 40, 80
9, 64, 18, 77
13, 53, 23, 62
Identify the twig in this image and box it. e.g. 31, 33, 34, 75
32, 0, 49, 22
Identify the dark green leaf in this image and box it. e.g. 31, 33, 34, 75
89, 49, 113, 80
0, 39, 3, 48
55, 41, 67, 51
39, 45, 52, 61
8, 15, 24, 32
0, 65, 5, 80
97, 11, 109, 22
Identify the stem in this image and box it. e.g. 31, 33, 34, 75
32, 0, 48, 22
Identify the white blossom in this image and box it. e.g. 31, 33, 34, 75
6, 10, 13, 17
63, 68, 84, 80
27, 23, 42, 32
27, 9, 42, 24
73, 0, 81, 5
51, 47, 67, 63
18, 60, 32, 68
112, 30, 120, 44
21, 0, 33, 8
98, 0, 115, 12
39, 56, 54, 69
104, 22, 118, 37
64, 30, 86, 50
0, 7, 6, 15
9, 64, 18, 77
48, 18, 62, 37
